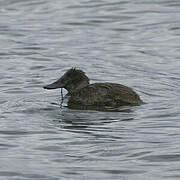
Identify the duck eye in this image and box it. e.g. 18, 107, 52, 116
61, 74, 72, 85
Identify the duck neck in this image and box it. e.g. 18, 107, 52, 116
65, 80, 89, 95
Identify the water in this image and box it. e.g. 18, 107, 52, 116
0, 0, 180, 179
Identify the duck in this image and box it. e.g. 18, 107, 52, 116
43, 68, 143, 109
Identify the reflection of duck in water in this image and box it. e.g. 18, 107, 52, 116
44, 68, 143, 109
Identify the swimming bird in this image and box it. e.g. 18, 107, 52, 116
43, 68, 143, 109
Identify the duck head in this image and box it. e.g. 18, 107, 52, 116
43, 68, 89, 94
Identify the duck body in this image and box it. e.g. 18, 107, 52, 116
68, 83, 142, 107
44, 68, 143, 110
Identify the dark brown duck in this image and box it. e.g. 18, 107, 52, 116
44, 68, 143, 109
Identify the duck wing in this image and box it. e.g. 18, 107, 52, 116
68, 83, 142, 107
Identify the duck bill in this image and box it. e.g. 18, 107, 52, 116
43, 79, 64, 90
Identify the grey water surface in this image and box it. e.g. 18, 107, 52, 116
1, 0, 180, 179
